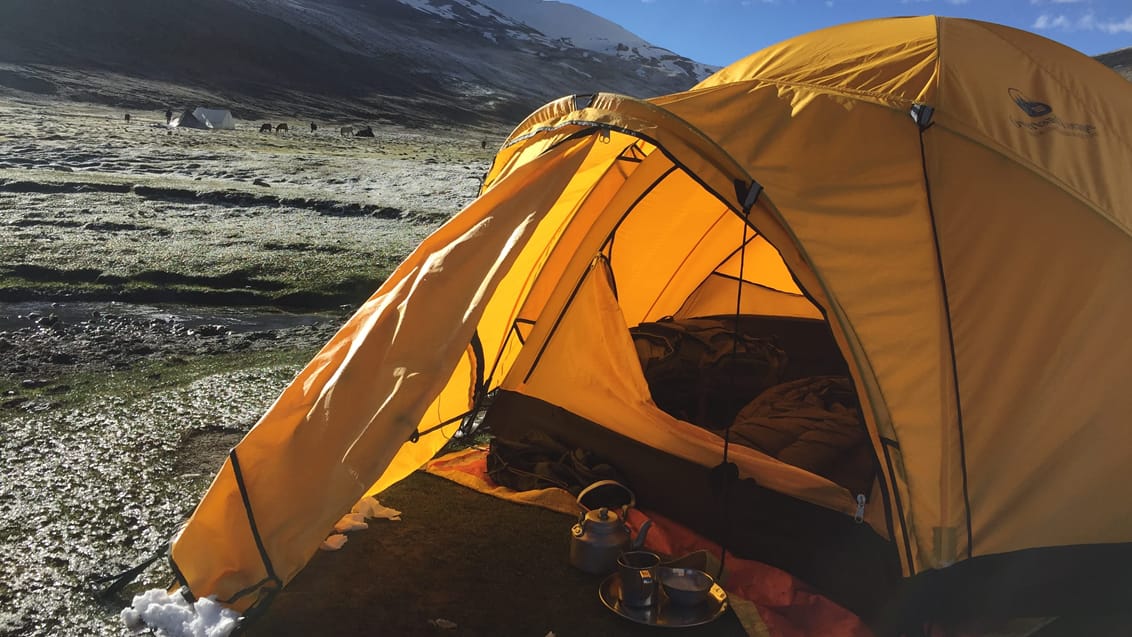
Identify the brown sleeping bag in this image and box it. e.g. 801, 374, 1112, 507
729, 376, 876, 497
631, 316, 788, 430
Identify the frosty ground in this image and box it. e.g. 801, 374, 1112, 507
0, 95, 503, 636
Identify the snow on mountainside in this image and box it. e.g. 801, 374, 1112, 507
476, 0, 717, 81
228, 0, 715, 118
370, 0, 716, 83
481, 0, 653, 51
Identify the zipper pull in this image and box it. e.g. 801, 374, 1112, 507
854, 494, 866, 524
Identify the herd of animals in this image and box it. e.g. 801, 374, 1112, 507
255, 121, 374, 136
121, 109, 390, 138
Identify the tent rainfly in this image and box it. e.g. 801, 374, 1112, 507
163, 15, 1132, 634
171, 107, 235, 130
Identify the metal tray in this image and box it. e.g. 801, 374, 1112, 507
598, 572, 729, 628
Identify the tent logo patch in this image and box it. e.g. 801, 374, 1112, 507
1008, 88, 1052, 117
1007, 88, 1096, 138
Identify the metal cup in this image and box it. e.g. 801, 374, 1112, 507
617, 550, 660, 607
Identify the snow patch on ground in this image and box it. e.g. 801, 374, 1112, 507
122, 590, 239, 637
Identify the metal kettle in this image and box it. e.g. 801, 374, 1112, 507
568, 481, 653, 575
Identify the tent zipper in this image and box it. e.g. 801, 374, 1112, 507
854, 493, 866, 524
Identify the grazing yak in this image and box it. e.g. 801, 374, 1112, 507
259, 123, 273, 133
339, 126, 355, 136
276, 123, 288, 133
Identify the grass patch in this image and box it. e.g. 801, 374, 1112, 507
0, 262, 389, 309
4, 346, 317, 411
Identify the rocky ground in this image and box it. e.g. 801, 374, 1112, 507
0, 93, 506, 636
0, 94, 506, 403
0, 300, 344, 406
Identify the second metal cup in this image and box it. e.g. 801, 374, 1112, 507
617, 550, 660, 607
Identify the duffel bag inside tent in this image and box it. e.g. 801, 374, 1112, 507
167, 15, 1132, 632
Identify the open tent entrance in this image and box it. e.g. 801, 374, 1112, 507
472, 131, 901, 620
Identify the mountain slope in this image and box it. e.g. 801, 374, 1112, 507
1095, 47, 1132, 81
0, 0, 713, 126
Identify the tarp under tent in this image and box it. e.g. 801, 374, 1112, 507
171, 107, 235, 130
165, 15, 1132, 634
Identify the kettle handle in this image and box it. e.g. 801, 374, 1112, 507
576, 479, 636, 514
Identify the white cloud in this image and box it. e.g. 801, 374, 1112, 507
1089, 13, 1132, 33
1033, 11, 1132, 33
1033, 13, 1072, 29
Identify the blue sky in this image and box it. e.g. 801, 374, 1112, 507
565, 0, 1132, 66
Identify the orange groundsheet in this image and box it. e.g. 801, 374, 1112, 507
425, 447, 874, 637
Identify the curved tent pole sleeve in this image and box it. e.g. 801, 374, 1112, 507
226, 449, 282, 598
491, 92, 762, 221
915, 102, 972, 562
408, 330, 490, 443
168, 551, 194, 602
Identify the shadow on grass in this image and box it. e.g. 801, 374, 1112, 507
245, 471, 749, 637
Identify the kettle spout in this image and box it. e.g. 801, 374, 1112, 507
630, 519, 653, 550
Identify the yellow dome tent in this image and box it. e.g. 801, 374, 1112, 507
167, 15, 1132, 630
